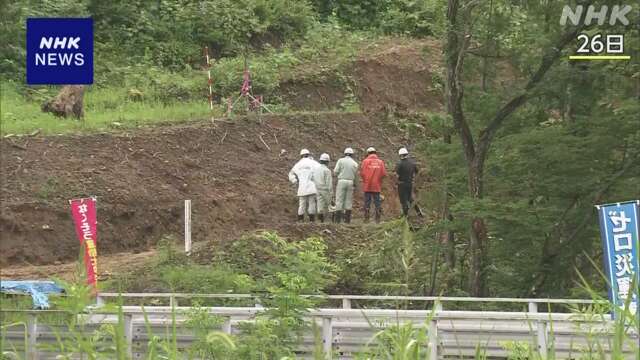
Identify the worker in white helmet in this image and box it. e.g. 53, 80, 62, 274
395, 147, 421, 217
289, 149, 319, 222
333, 147, 359, 223
311, 153, 333, 223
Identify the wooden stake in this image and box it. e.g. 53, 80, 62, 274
184, 200, 192, 254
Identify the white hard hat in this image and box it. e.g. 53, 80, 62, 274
344, 147, 354, 155
300, 148, 310, 156
398, 147, 409, 156
319, 153, 330, 161
366, 147, 376, 153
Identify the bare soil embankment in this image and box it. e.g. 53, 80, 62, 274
0, 114, 423, 267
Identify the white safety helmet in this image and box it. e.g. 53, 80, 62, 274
300, 148, 310, 156
398, 147, 409, 156
319, 153, 330, 162
366, 147, 376, 153
344, 147, 354, 155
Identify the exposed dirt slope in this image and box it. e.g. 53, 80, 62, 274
281, 38, 445, 113
1, 114, 416, 266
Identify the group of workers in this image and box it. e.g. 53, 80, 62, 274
288, 146, 420, 224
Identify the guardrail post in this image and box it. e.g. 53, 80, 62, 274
26, 313, 38, 360
96, 294, 105, 307
322, 317, 333, 357
124, 313, 134, 358
342, 298, 351, 309
434, 302, 443, 312
536, 320, 548, 359
429, 318, 438, 360
169, 295, 178, 308
528, 302, 538, 313
222, 317, 232, 334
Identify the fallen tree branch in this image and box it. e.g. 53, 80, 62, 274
258, 134, 271, 151
9, 141, 27, 150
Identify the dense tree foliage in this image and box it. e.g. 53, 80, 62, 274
0, 0, 437, 82
429, 0, 639, 296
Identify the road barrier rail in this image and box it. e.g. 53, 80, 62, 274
2, 294, 638, 359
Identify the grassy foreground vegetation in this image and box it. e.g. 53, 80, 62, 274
2, 231, 638, 359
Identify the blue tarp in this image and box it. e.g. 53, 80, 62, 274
0, 280, 65, 309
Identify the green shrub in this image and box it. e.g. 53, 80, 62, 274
217, 231, 337, 292
234, 319, 297, 358
356, 321, 431, 359
160, 266, 255, 294
312, 0, 444, 36
379, 0, 445, 37
183, 304, 235, 359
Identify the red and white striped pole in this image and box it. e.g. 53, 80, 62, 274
204, 46, 214, 121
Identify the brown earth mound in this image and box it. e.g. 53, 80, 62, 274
281, 38, 445, 113
280, 75, 347, 111
1, 114, 418, 267
354, 39, 444, 113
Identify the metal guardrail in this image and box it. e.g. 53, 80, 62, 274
96, 292, 600, 312
2, 295, 636, 360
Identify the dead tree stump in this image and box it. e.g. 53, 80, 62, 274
41, 85, 85, 119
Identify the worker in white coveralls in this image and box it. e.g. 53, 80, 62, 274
289, 149, 320, 222
312, 153, 333, 223
333, 147, 359, 224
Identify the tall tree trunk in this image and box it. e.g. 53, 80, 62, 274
442, 128, 456, 271
467, 160, 488, 295
445, 0, 486, 296
443, 189, 456, 271
481, 0, 494, 92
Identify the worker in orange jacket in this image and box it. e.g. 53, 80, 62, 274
360, 147, 387, 223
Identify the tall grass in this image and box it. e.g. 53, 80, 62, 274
1, 231, 637, 359
2, 292, 638, 359
1, 82, 221, 135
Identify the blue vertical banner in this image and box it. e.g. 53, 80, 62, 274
596, 200, 639, 317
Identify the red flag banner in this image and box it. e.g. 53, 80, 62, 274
70, 197, 98, 290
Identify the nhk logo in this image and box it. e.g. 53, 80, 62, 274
27, 18, 93, 84
559, 4, 632, 25
559, 4, 633, 61
36, 37, 85, 66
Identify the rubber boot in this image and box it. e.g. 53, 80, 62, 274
364, 209, 370, 223
374, 208, 381, 223
334, 211, 343, 224
297, 214, 304, 222
309, 214, 316, 222
344, 210, 352, 224
318, 214, 325, 223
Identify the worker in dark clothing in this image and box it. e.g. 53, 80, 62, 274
395, 147, 422, 217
